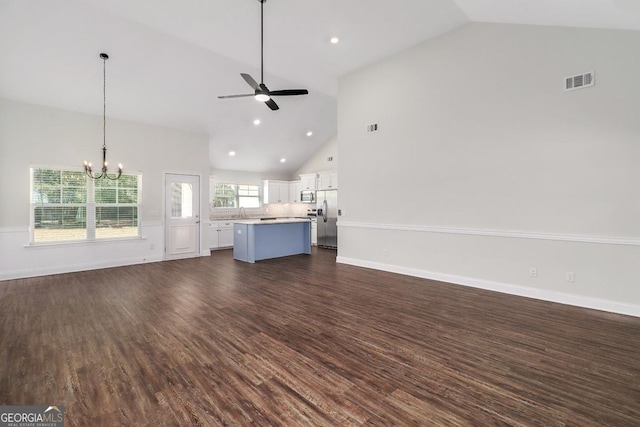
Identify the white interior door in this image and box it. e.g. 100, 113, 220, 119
165, 174, 200, 259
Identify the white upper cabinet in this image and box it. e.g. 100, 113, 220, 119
300, 173, 317, 191
317, 171, 338, 190
289, 180, 302, 203
263, 180, 290, 203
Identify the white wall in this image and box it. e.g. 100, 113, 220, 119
337, 23, 640, 316
0, 98, 210, 279
292, 135, 338, 178
210, 169, 290, 186
210, 134, 337, 191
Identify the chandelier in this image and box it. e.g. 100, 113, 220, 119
84, 53, 122, 180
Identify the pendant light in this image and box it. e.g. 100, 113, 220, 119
84, 53, 122, 180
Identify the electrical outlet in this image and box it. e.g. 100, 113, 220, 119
566, 272, 575, 283
529, 267, 537, 277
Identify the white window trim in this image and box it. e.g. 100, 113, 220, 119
211, 181, 262, 208
29, 165, 143, 245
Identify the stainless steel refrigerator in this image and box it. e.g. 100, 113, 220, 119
316, 190, 338, 248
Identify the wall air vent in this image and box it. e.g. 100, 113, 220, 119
565, 71, 594, 91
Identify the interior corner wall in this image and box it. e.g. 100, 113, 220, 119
336, 23, 640, 316
0, 98, 210, 280
292, 135, 338, 178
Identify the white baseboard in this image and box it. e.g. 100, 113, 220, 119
0, 255, 164, 281
336, 256, 640, 318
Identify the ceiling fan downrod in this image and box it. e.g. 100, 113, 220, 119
260, 0, 266, 84
217, 0, 308, 111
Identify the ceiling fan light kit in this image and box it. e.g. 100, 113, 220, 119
218, 0, 309, 111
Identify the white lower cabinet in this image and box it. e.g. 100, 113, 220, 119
218, 222, 234, 247
311, 220, 317, 246
209, 221, 235, 249
208, 223, 219, 249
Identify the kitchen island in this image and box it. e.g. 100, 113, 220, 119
233, 218, 311, 263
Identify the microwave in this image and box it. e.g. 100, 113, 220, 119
300, 190, 315, 203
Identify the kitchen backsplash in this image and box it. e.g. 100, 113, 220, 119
210, 203, 310, 220
264, 203, 309, 218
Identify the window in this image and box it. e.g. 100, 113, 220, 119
212, 183, 237, 208
237, 184, 261, 208
211, 183, 261, 208
94, 174, 140, 239
31, 167, 141, 243
31, 168, 87, 242
170, 182, 194, 218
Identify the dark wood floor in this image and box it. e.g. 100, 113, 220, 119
1, 248, 639, 426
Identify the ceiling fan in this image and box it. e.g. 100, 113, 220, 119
218, 0, 308, 111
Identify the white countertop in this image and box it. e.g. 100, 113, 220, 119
232, 218, 311, 225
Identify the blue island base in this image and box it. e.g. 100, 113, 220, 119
233, 220, 311, 263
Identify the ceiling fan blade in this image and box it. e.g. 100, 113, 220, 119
241, 73, 260, 90
269, 89, 309, 96
259, 83, 271, 93
218, 94, 255, 99
265, 98, 279, 111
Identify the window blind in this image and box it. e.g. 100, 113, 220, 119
31, 167, 141, 243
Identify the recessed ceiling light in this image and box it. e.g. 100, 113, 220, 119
280, 158, 286, 163
306, 131, 313, 137
253, 119, 261, 125
229, 151, 236, 156
330, 37, 339, 44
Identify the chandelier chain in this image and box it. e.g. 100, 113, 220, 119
83, 52, 122, 180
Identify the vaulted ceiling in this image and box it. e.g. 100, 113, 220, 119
1, 0, 639, 174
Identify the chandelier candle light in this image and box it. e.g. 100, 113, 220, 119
84, 52, 123, 180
